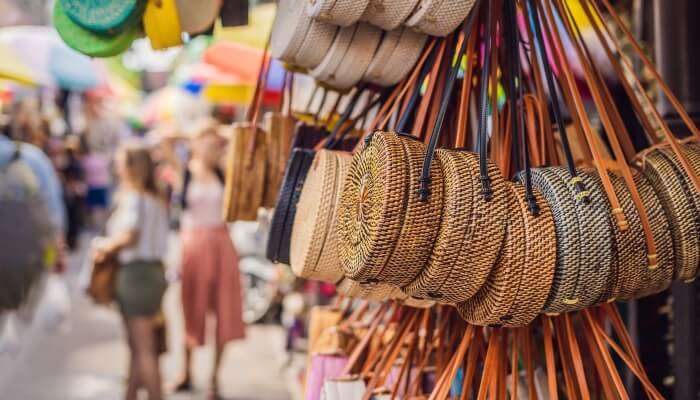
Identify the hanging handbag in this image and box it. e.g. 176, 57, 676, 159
311, 23, 382, 91
361, 0, 421, 31
143, 0, 183, 50
263, 73, 297, 208
336, 38, 451, 288
291, 91, 378, 282
404, 0, 477, 37
223, 41, 271, 222
306, 0, 371, 27
87, 252, 119, 305
364, 27, 428, 87
271, 0, 338, 70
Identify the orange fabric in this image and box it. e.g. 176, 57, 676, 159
181, 225, 245, 346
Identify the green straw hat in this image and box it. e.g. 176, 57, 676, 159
59, 0, 145, 35
54, 0, 140, 58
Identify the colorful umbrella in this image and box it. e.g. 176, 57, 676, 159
0, 26, 102, 91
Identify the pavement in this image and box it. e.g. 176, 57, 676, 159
0, 234, 304, 400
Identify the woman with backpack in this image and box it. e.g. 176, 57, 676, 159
92, 143, 169, 400
173, 120, 245, 400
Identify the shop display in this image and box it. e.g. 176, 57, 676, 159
227, 0, 699, 397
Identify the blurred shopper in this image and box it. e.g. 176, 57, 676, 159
82, 148, 111, 229
174, 120, 245, 399
0, 117, 65, 311
59, 135, 87, 250
92, 143, 169, 400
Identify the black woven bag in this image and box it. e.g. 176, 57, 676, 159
266, 148, 316, 264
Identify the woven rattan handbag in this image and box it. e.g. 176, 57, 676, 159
290, 149, 351, 283
271, 0, 337, 69
289, 91, 376, 282
638, 144, 700, 282
223, 46, 271, 222
360, 0, 420, 31
311, 23, 382, 91
267, 89, 363, 265
457, 4, 553, 325
404, 0, 477, 37
263, 74, 297, 208
306, 0, 371, 27
363, 27, 428, 87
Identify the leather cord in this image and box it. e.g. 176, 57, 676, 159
477, 0, 496, 201
526, 0, 589, 200
418, 3, 481, 201
506, 0, 540, 214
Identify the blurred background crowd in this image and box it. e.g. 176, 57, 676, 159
0, 2, 333, 399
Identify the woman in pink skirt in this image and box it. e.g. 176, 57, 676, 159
175, 121, 245, 399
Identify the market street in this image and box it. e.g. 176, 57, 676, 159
0, 236, 298, 400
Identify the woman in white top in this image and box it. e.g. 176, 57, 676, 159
93, 143, 169, 400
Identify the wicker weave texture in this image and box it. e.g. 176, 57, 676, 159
322, 23, 382, 90
405, 0, 476, 37
271, 0, 314, 62
552, 167, 615, 310
501, 184, 556, 327
361, 0, 421, 30
306, 0, 371, 27
337, 132, 409, 282
524, 167, 582, 313
639, 149, 699, 281
290, 150, 350, 283
364, 27, 427, 87
630, 168, 675, 298
456, 177, 522, 326
402, 150, 505, 303
293, 20, 338, 69
223, 123, 267, 222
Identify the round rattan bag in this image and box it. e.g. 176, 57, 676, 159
456, 181, 525, 326
222, 123, 268, 222
402, 150, 507, 303
336, 131, 444, 287
361, 0, 421, 30
637, 146, 699, 281
306, 0, 370, 27
405, 0, 477, 37
290, 150, 352, 283
364, 27, 428, 87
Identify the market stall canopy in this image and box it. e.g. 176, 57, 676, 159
0, 26, 103, 91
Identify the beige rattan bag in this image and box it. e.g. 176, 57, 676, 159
361, 0, 420, 31
223, 123, 268, 221
405, 0, 477, 37
271, 0, 337, 69
311, 23, 382, 90
364, 27, 428, 87
306, 0, 371, 27
290, 149, 351, 283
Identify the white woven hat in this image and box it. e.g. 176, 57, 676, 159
364, 26, 427, 87
306, 0, 371, 27
405, 0, 476, 37
311, 23, 382, 90
361, 0, 421, 31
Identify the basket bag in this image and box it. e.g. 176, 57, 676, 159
364, 27, 428, 87
271, 0, 338, 70
361, 0, 421, 31
306, 0, 371, 27
405, 0, 477, 37
311, 23, 382, 91
290, 149, 352, 283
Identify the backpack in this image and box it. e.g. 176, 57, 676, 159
0, 143, 55, 312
